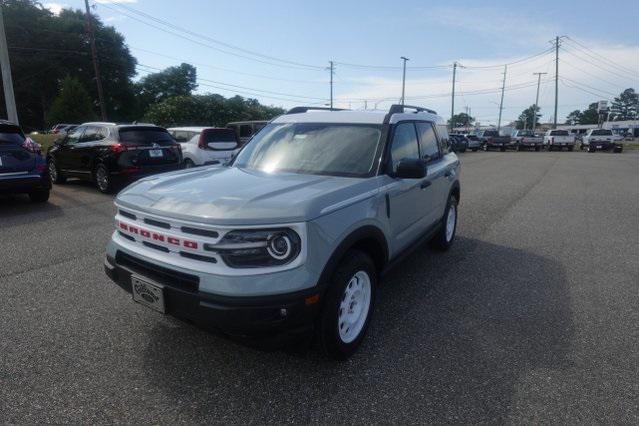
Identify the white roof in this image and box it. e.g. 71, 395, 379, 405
272, 109, 444, 125
166, 126, 217, 132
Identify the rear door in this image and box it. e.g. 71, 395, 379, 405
73, 125, 102, 174
417, 121, 450, 225
0, 124, 33, 174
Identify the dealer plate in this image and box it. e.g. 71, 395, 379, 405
131, 276, 165, 313
149, 149, 163, 158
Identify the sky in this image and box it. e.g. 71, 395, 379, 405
43, 0, 639, 125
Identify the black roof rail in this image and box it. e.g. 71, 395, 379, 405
285, 106, 348, 115
387, 104, 437, 115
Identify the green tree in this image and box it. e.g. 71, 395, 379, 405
135, 63, 198, 116
143, 94, 285, 128
515, 105, 541, 129
565, 110, 582, 125
447, 112, 474, 128
0, 0, 137, 130
610, 88, 638, 121
47, 77, 96, 124
579, 103, 600, 125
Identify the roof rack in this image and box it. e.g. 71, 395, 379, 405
285, 106, 348, 115
387, 104, 437, 115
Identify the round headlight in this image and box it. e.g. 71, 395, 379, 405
267, 233, 292, 260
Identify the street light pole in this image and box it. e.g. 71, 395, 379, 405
400, 56, 409, 105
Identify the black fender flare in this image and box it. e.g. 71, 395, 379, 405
316, 225, 389, 295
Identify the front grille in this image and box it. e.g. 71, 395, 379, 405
144, 218, 170, 229
116, 251, 199, 292
119, 210, 137, 220
181, 226, 219, 238
143, 241, 169, 252
180, 251, 217, 263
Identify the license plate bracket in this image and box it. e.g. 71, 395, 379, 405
149, 149, 163, 158
131, 276, 166, 313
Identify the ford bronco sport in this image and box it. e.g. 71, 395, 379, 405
104, 105, 461, 359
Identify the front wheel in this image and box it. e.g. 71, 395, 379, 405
431, 195, 458, 251
94, 164, 114, 193
183, 158, 196, 168
48, 158, 66, 184
318, 250, 376, 360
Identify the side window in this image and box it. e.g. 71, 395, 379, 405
240, 125, 253, 138
80, 126, 100, 142
390, 122, 420, 173
65, 126, 85, 145
97, 127, 108, 140
436, 124, 450, 154
416, 122, 441, 160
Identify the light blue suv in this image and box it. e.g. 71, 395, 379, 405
104, 104, 461, 359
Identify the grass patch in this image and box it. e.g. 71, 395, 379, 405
29, 134, 61, 152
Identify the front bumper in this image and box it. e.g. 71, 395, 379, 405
104, 252, 322, 339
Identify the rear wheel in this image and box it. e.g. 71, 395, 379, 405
318, 250, 376, 360
183, 158, 195, 168
94, 164, 113, 193
500, 147, 506, 152
472, 148, 478, 152
48, 158, 66, 184
28, 189, 49, 203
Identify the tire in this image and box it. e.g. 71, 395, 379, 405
614, 147, 623, 153
482, 144, 488, 151
472, 148, 478, 152
500, 147, 506, 152
568, 145, 574, 151
48, 158, 66, 184
588, 146, 595, 153
183, 158, 196, 168
460, 147, 467, 153
318, 250, 377, 360
431, 195, 458, 251
28, 189, 50, 203
534, 146, 540, 152
94, 164, 114, 194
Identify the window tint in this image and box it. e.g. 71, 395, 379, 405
483, 130, 499, 137
239, 125, 253, 138
550, 130, 569, 136
390, 122, 420, 172
591, 129, 612, 136
119, 127, 174, 146
203, 129, 237, 143
171, 131, 190, 142
0, 124, 25, 145
65, 127, 85, 145
416, 122, 440, 160
80, 126, 99, 142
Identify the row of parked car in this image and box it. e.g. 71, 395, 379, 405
0, 119, 267, 202
447, 128, 624, 153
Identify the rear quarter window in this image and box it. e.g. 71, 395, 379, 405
0, 125, 25, 145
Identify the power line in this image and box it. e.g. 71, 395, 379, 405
100, 1, 325, 71
459, 47, 554, 69
564, 37, 638, 77
560, 45, 639, 83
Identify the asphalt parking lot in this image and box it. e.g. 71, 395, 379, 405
1, 150, 638, 423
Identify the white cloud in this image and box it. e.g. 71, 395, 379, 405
335, 42, 639, 124
43, 2, 68, 16
95, 0, 137, 3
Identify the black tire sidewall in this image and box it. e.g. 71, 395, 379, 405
95, 164, 112, 193
319, 250, 377, 360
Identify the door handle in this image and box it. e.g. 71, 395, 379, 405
420, 180, 431, 189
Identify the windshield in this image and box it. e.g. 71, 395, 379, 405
591, 129, 612, 136
550, 130, 569, 136
517, 130, 536, 137
234, 123, 382, 177
0, 125, 25, 145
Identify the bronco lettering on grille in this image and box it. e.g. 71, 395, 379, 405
118, 221, 198, 250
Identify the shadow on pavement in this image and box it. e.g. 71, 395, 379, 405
140, 237, 574, 423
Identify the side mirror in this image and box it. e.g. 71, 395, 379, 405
207, 141, 238, 150
394, 158, 426, 179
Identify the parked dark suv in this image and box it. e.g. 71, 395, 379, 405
47, 123, 182, 193
0, 120, 51, 202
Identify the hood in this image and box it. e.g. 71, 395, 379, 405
116, 166, 380, 225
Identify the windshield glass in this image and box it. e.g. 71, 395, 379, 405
0, 125, 25, 145
517, 130, 536, 137
591, 129, 612, 136
234, 123, 382, 177
550, 130, 569, 136
119, 127, 174, 146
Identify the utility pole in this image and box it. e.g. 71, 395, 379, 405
450, 62, 457, 131
328, 60, 334, 109
554, 36, 559, 129
400, 56, 409, 105
497, 64, 507, 132
85, 0, 107, 121
532, 72, 547, 132
0, 6, 18, 124
364, 100, 367, 110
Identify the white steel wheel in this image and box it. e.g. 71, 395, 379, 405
445, 203, 457, 242
337, 270, 371, 344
